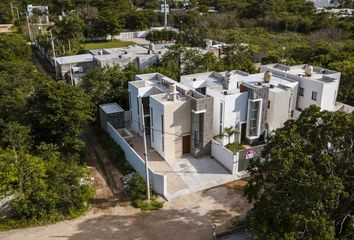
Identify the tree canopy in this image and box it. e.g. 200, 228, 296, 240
244, 105, 354, 239
0, 34, 94, 229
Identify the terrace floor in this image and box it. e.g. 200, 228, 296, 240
127, 132, 247, 200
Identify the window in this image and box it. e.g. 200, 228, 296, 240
137, 97, 139, 115
161, 113, 164, 152
311, 91, 318, 101
129, 93, 132, 123
151, 108, 154, 142
219, 102, 224, 135
161, 114, 164, 135
299, 87, 304, 96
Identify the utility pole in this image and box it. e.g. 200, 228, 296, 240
10, 3, 20, 21
10, 3, 14, 20
139, 97, 151, 200
164, 0, 167, 29
49, 30, 57, 76
26, 12, 33, 43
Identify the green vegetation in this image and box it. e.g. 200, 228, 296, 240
127, 173, 164, 211
244, 106, 354, 239
95, 126, 134, 175
0, 34, 94, 230
82, 40, 135, 50
225, 143, 245, 153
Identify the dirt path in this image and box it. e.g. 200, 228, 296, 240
0, 127, 253, 240
84, 126, 129, 204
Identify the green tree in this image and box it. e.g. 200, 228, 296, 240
224, 126, 235, 144
244, 105, 353, 239
0, 149, 50, 219
27, 82, 93, 154
96, 9, 122, 41
50, 13, 84, 54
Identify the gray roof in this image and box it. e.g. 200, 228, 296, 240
55, 54, 93, 65
99, 103, 124, 114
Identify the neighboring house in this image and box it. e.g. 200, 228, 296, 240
261, 64, 341, 116
55, 54, 94, 86
91, 43, 173, 69
180, 70, 298, 144
27, 4, 48, 16
56, 43, 173, 85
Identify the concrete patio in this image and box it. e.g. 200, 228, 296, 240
127, 133, 246, 200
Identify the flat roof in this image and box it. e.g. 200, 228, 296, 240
99, 103, 124, 114
263, 64, 340, 83
55, 54, 93, 65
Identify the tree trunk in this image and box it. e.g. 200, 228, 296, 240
68, 40, 71, 53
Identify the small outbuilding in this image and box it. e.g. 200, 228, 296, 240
99, 103, 125, 132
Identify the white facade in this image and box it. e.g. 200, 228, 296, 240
261, 64, 340, 113
127, 64, 343, 163
308, 0, 333, 8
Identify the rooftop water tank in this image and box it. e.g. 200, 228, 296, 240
305, 64, 313, 77
264, 71, 272, 83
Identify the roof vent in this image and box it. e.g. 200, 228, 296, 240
305, 65, 313, 77
193, 78, 196, 81
263, 71, 272, 83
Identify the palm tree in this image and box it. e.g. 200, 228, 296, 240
224, 126, 235, 145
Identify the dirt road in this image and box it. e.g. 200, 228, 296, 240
0, 127, 252, 240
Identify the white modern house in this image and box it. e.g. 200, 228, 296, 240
261, 64, 341, 117
128, 73, 214, 162
101, 63, 345, 199
128, 64, 342, 160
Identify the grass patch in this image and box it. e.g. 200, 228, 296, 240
225, 142, 245, 153
82, 40, 135, 50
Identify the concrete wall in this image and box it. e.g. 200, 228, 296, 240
267, 89, 292, 131
211, 139, 237, 174
107, 123, 167, 196
150, 95, 192, 162
296, 78, 324, 111
321, 80, 339, 111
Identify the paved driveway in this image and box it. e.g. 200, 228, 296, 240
166, 155, 246, 200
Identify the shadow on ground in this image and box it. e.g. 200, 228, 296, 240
57, 208, 229, 240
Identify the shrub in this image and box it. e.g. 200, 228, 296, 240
126, 173, 163, 211
226, 142, 245, 153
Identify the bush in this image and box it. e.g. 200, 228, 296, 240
96, 127, 134, 175
226, 142, 244, 153
127, 173, 163, 211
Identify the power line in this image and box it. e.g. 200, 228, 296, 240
130, 117, 192, 137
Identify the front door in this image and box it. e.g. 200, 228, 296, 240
182, 135, 191, 154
